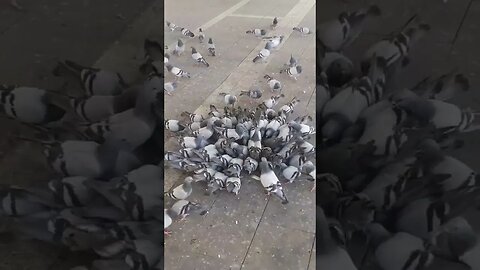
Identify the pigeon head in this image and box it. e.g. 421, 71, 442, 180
259, 157, 271, 172
415, 138, 443, 161
226, 182, 235, 193
208, 38, 213, 44
184, 176, 194, 184
295, 65, 303, 74
321, 117, 349, 142
265, 42, 273, 50
431, 217, 477, 260
191, 47, 197, 54
177, 39, 183, 46
326, 59, 354, 88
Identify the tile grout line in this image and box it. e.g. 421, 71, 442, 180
239, 197, 270, 269
306, 236, 316, 270
450, 0, 473, 49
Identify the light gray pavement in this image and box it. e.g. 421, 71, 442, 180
164, 0, 316, 269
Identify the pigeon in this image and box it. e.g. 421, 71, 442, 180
264, 35, 284, 49
0, 85, 67, 125
261, 94, 284, 109
191, 47, 210, 67
69, 86, 139, 122
317, 206, 357, 270
166, 64, 191, 79
207, 38, 216, 56
318, 41, 354, 88
226, 177, 241, 195
258, 157, 288, 204
165, 177, 193, 200
166, 21, 178, 31
246, 29, 267, 37
390, 88, 480, 134
292, 26, 311, 35
48, 176, 94, 207
287, 54, 298, 67
412, 138, 477, 192
271, 17, 278, 29
239, 87, 262, 102
219, 93, 237, 106
181, 111, 204, 123
181, 27, 195, 37
0, 186, 61, 216
164, 209, 173, 235
264, 74, 282, 93
317, 5, 381, 51
79, 75, 160, 148
173, 39, 185, 56
411, 69, 470, 101
164, 119, 186, 132
280, 65, 302, 80
139, 39, 165, 75
164, 53, 170, 63
198, 28, 205, 43
53, 60, 128, 96
321, 56, 387, 142
169, 200, 204, 221
361, 16, 431, 74
40, 138, 139, 178
164, 81, 177, 96
253, 42, 272, 63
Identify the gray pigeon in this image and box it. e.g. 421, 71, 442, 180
246, 29, 267, 37
219, 92, 237, 106
191, 47, 209, 67
53, 60, 128, 96
253, 42, 272, 63
258, 157, 288, 204
0, 85, 67, 125
164, 82, 177, 96
165, 176, 193, 200
207, 38, 216, 56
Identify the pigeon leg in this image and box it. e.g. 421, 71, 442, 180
310, 181, 316, 192
178, 214, 189, 222
164, 230, 172, 236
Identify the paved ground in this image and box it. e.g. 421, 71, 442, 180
163, 0, 316, 269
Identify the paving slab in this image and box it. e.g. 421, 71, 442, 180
241, 221, 315, 270
233, 0, 300, 18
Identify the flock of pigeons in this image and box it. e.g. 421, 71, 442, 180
163, 17, 318, 235
0, 24, 168, 270
317, 4, 480, 270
